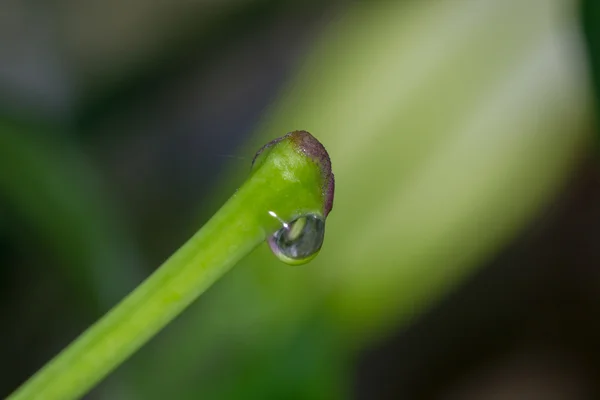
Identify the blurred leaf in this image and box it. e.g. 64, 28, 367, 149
0, 119, 144, 311
243, 0, 592, 340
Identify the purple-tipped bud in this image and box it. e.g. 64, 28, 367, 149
253, 130, 334, 217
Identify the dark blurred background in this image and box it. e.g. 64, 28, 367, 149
2, 0, 600, 399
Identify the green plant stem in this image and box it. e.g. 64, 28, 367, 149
8, 132, 329, 400
10, 186, 261, 400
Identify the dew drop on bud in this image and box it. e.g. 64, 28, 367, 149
268, 214, 325, 265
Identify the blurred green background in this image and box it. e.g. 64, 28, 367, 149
2, 0, 600, 398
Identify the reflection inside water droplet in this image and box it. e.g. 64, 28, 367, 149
268, 214, 325, 264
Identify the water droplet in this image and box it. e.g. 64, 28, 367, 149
268, 214, 325, 265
